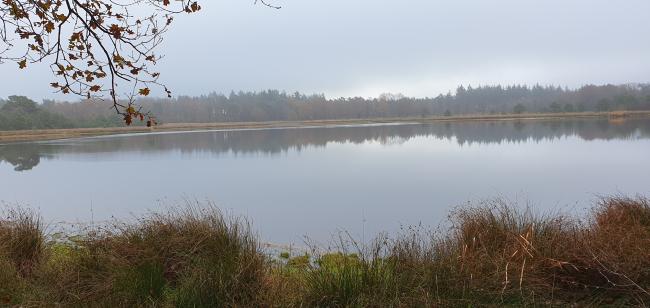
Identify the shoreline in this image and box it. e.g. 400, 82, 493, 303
2, 110, 649, 143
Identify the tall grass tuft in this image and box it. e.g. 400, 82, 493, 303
387, 200, 578, 305
35, 202, 267, 306
572, 196, 650, 304
0, 208, 43, 305
0, 208, 44, 276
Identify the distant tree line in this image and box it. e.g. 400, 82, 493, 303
2, 83, 650, 130
0, 96, 73, 130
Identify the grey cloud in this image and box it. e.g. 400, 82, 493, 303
1, 0, 649, 101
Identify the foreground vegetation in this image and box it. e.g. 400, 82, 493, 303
1, 197, 649, 306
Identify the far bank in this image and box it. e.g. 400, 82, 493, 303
2, 110, 650, 143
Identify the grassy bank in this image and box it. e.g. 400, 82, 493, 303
1, 197, 650, 306
2, 110, 650, 143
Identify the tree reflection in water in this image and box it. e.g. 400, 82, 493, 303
1, 118, 649, 171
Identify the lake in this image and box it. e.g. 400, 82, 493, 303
1, 118, 650, 245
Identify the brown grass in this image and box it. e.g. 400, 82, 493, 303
0, 197, 649, 306
384, 197, 650, 306
1, 203, 267, 306
0, 208, 44, 276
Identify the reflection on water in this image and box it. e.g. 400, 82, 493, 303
0, 144, 42, 171
1, 118, 650, 244
2, 118, 650, 171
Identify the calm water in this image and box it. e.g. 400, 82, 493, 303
1, 118, 650, 244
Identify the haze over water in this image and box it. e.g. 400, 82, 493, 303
1, 118, 650, 244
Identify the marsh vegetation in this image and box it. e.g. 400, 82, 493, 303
1, 197, 649, 306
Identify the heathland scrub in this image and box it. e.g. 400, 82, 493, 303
2, 110, 650, 143
1, 197, 649, 306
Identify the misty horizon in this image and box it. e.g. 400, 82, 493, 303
4, 81, 650, 103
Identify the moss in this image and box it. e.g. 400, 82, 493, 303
287, 254, 310, 270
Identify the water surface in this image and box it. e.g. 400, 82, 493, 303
1, 118, 649, 244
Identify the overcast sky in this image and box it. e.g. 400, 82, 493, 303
2, 0, 650, 101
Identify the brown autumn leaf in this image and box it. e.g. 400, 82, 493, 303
109, 24, 122, 39
44, 21, 55, 33
18, 59, 27, 69
139, 88, 151, 96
